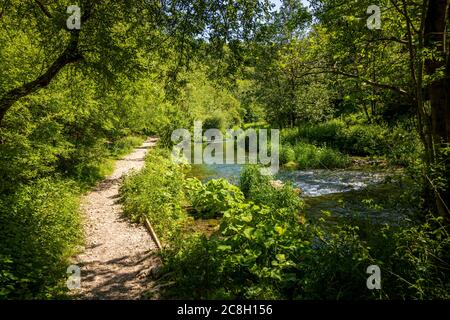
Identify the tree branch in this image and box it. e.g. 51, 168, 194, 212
332, 69, 411, 97
367, 36, 409, 45
391, 0, 419, 34
34, 0, 52, 18
294, 67, 411, 97
0, 33, 83, 124
0, 3, 97, 125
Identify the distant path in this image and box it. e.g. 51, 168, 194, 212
72, 137, 159, 300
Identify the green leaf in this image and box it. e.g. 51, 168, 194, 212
217, 245, 232, 251
243, 227, 255, 239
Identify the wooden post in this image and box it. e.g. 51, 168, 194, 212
145, 218, 162, 250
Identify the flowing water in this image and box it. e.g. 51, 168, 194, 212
192, 163, 387, 198
276, 169, 387, 197
190, 163, 414, 226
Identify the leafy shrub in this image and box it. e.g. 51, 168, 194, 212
240, 165, 303, 212
160, 211, 450, 300
282, 119, 421, 164
158, 233, 224, 299
0, 115, 74, 194
147, 161, 450, 300
213, 201, 310, 299
120, 151, 447, 300
55, 135, 113, 187
319, 145, 351, 168
120, 148, 187, 242
296, 119, 343, 145
280, 144, 296, 164
297, 215, 450, 299
296, 225, 373, 299
0, 179, 82, 299
385, 125, 423, 166
160, 176, 308, 299
367, 217, 450, 299
203, 113, 226, 131
293, 143, 350, 169
189, 178, 245, 218
242, 122, 270, 130
0, 255, 18, 298
109, 136, 145, 158
338, 124, 389, 156
239, 165, 271, 199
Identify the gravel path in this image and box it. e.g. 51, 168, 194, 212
72, 137, 159, 299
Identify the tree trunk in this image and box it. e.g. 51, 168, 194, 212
423, 0, 450, 218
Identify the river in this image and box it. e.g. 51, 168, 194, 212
189, 163, 415, 226
192, 163, 387, 197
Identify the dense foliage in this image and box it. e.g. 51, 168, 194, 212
1, 0, 449, 300
121, 161, 449, 299
0, 179, 82, 299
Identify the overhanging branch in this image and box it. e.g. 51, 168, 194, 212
0, 3, 95, 125
0, 33, 83, 124
294, 67, 411, 98
34, 0, 52, 18
332, 70, 411, 97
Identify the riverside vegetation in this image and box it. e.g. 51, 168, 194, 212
1, 0, 449, 299
120, 151, 449, 299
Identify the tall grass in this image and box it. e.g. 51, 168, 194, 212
281, 119, 422, 166
280, 142, 350, 169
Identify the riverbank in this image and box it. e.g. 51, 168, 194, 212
119, 150, 448, 299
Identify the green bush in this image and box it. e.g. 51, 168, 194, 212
368, 217, 450, 299
240, 165, 303, 211
120, 148, 187, 242
0, 179, 82, 299
293, 142, 350, 169
281, 119, 421, 164
119, 150, 447, 301
338, 124, 389, 156
296, 225, 374, 299
297, 216, 450, 299
213, 201, 310, 299
297, 119, 344, 144
159, 209, 450, 300
385, 125, 423, 166
239, 165, 271, 199
109, 136, 145, 158
189, 178, 245, 218
280, 144, 296, 164
160, 171, 308, 299
145, 161, 450, 300
157, 233, 224, 299
203, 113, 226, 131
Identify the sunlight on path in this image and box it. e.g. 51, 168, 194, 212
72, 137, 159, 300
